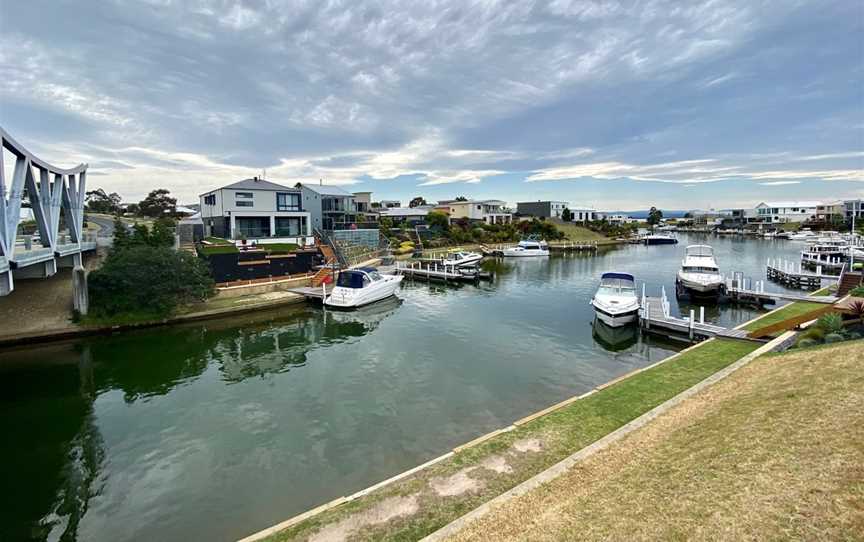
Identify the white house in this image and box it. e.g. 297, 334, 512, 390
605, 214, 637, 225
570, 207, 599, 222
754, 201, 820, 224
199, 177, 312, 244
437, 199, 512, 225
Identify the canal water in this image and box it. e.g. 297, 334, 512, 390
0, 234, 807, 542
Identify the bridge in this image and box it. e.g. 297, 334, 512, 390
1, 126, 96, 312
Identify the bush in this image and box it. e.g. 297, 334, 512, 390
824, 333, 845, 344
89, 246, 215, 320
796, 338, 817, 348
817, 312, 844, 335
850, 285, 864, 298
799, 326, 826, 343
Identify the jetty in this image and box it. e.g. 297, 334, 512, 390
395, 260, 493, 283
482, 241, 599, 256
639, 286, 753, 342
766, 258, 840, 289
722, 273, 838, 305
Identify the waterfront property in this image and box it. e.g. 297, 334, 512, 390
199, 178, 312, 244
297, 183, 360, 231
376, 206, 430, 225
516, 200, 569, 219
754, 201, 820, 224
570, 207, 599, 222
437, 199, 513, 224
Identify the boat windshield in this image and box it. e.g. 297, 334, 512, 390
682, 266, 719, 273
336, 271, 369, 288
598, 277, 635, 294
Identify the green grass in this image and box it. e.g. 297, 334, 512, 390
551, 222, 611, 243
260, 243, 299, 253
198, 244, 239, 255
203, 236, 232, 245
742, 301, 825, 332
265, 338, 759, 542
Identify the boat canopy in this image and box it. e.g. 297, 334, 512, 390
600, 272, 634, 282
336, 270, 368, 288
684, 245, 714, 257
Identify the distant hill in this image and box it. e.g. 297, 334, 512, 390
603, 209, 689, 219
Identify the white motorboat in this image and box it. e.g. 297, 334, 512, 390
324, 267, 404, 309
676, 245, 723, 297
788, 228, 819, 241
502, 238, 550, 257
642, 233, 678, 245
590, 272, 640, 327
441, 251, 484, 267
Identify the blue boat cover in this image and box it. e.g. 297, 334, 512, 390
601, 272, 635, 281
336, 270, 367, 288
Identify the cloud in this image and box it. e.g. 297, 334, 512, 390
759, 181, 801, 186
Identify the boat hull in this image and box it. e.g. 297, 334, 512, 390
324, 276, 404, 309
591, 301, 639, 328
644, 237, 678, 245
676, 273, 723, 297
502, 248, 549, 257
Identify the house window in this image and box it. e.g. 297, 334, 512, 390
204, 194, 216, 205
277, 192, 301, 211
236, 201, 253, 207
275, 217, 304, 236
236, 192, 253, 199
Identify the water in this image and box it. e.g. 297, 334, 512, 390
0, 234, 807, 542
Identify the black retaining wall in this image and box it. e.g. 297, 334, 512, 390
202, 248, 321, 283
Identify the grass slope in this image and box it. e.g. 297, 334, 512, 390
263, 339, 758, 541
450, 340, 864, 541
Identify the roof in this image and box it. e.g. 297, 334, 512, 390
298, 183, 354, 197
377, 207, 429, 217
442, 199, 506, 206
756, 201, 823, 208
517, 200, 569, 205
218, 178, 294, 192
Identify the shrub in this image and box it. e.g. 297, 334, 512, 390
824, 333, 845, 344
799, 326, 826, 343
796, 338, 817, 348
89, 246, 215, 320
817, 312, 844, 335
849, 285, 864, 298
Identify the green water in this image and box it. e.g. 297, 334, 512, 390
0, 235, 808, 541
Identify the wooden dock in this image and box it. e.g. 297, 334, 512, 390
287, 284, 334, 300
639, 286, 755, 342
766, 258, 840, 289
395, 261, 494, 283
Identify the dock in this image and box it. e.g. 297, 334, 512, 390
766, 258, 840, 289
287, 284, 334, 301
639, 286, 755, 342
482, 241, 599, 256
395, 261, 493, 282
722, 274, 838, 305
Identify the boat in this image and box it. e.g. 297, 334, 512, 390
642, 233, 678, 245
324, 267, 404, 309
441, 251, 484, 267
676, 245, 723, 297
590, 272, 640, 327
502, 238, 550, 257
788, 228, 819, 241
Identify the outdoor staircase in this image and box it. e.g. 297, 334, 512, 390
838, 271, 863, 297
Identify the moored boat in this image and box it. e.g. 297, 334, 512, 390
643, 233, 678, 245
502, 238, 550, 257
590, 272, 640, 327
441, 251, 484, 267
676, 245, 723, 297
324, 267, 403, 309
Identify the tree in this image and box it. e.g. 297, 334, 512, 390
89, 246, 214, 319
138, 189, 177, 218
409, 196, 427, 208
426, 211, 450, 230
149, 217, 176, 247
561, 207, 573, 222
454, 196, 468, 202
647, 206, 663, 226
112, 217, 132, 250
86, 188, 122, 214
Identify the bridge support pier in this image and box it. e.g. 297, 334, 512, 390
0, 271, 12, 296
72, 260, 89, 316
13, 259, 58, 279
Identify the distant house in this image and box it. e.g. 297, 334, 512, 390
378, 199, 401, 208
844, 199, 864, 223
605, 214, 637, 225
516, 201, 569, 219
377, 206, 429, 225
437, 199, 512, 225
297, 183, 357, 231
199, 177, 311, 243
754, 201, 820, 224
570, 207, 599, 222
353, 192, 372, 213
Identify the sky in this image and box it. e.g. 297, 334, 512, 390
1, 0, 862, 210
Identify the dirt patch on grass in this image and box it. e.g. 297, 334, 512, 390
479, 455, 512, 474
430, 469, 484, 497
512, 438, 543, 453
447, 340, 864, 541
307, 494, 419, 542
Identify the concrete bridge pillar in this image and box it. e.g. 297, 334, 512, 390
72, 261, 89, 316
14, 259, 58, 279
0, 271, 12, 296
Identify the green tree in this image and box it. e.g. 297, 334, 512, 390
561, 207, 573, 221
647, 206, 663, 226
131, 223, 150, 246
149, 218, 176, 247
138, 188, 177, 218
112, 217, 131, 250
454, 196, 468, 202
86, 188, 122, 214
89, 246, 214, 320
409, 196, 427, 208
426, 210, 450, 229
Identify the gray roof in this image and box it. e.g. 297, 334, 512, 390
299, 183, 354, 197
219, 178, 295, 192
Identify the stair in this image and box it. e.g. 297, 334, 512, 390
838, 271, 863, 297
311, 266, 333, 287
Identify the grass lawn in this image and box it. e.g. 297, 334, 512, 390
259, 243, 299, 253
550, 222, 610, 243
262, 339, 759, 542
198, 244, 239, 255
203, 236, 233, 245
450, 340, 864, 542
742, 301, 826, 333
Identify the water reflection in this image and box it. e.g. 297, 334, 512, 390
591, 319, 639, 352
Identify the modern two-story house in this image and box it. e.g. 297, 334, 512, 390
199, 177, 312, 244
436, 199, 512, 224
297, 183, 358, 230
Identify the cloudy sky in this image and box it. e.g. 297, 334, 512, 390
1, 0, 862, 210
